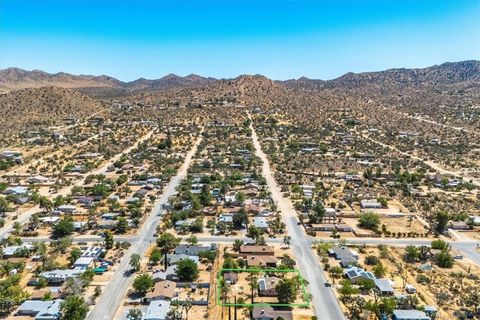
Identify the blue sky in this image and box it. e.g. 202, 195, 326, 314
0, 0, 479, 81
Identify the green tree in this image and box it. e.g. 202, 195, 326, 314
91, 183, 110, 198
309, 202, 326, 224
338, 279, 359, 302
116, 217, 129, 233
127, 308, 143, 320
176, 258, 199, 282
364, 255, 380, 265
186, 235, 198, 245
156, 232, 181, 270
149, 248, 162, 265
279, 255, 296, 269
247, 225, 263, 242
356, 278, 375, 293
359, 212, 380, 230
133, 273, 154, 295
373, 263, 387, 278
431, 239, 448, 250
235, 192, 245, 203
199, 185, 212, 206
60, 295, 88, 320
53, 216, 74, 238
378, 297, 396, 315
377, 197, 388, 207
104, 230, 114, 250
404, 245, 419, 262
130, 253, 141, 271
38, 196, 53, 213
434, 211, 449, 234
0, 197, 12, 213
232, 210, 247, 229
436, 250, 454, 268
276, 278, 298, 304
233, 239, 244, 252
68, 248, 82, 267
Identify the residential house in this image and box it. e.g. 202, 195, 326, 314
246, 255, 277, 268
134, 189, 148, 199
258, 276, 280, 296
40, 269, 82, 284
174, 244, 216, 256
329, 246, 359, 267
448, 221, 471, 230
405, 284, 416, 294
144, 300, 171, 320
392, 310, 429, 320
101, 212, 119, 220
17, 299, 63, 319
34, 299, 63, 320
4, 186, 30, 196
2, 243, 34, 258
27, 175, 50, 184
360, 199, 383, 209
153, 266, 178, 282
344, 267, 376, 284
311, 224, 336, 232
239, 245, 274, 256
73, 257, 95, 270
98, 220, 118, 229
145, 280, 177, 302
335, 224, 353, 232
218, 214, 233, 224
374, 279, 395, 295
252, 306, 293, 320
174, 218, 195, 231
166, 254, 200, 265
253, 217, 269, 231
56, 205, 77, 213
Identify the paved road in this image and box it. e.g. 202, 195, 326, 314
86, 132, 203, 320
249, 115, 346, 320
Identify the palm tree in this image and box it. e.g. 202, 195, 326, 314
248, 272, 259, 304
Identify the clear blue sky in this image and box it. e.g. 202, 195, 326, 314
1, 0, 479, 81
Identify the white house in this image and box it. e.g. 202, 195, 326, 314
144, 300, 171, 320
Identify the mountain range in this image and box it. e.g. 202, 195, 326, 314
1, 60, 479, 92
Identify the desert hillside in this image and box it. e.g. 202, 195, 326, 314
0, 86, 104, 136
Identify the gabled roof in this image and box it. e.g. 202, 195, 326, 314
239, 245, 274, 255
392, 309, 429, 320
146, 280, 177, 300
252, 306, 293, 320
246, 255, 278, 267
374, 278, 395, 293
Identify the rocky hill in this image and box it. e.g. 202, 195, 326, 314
282, 60, 480, 90
0, 87, 104, 136
0, 68, 122, 91
0, 68, 216, 93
